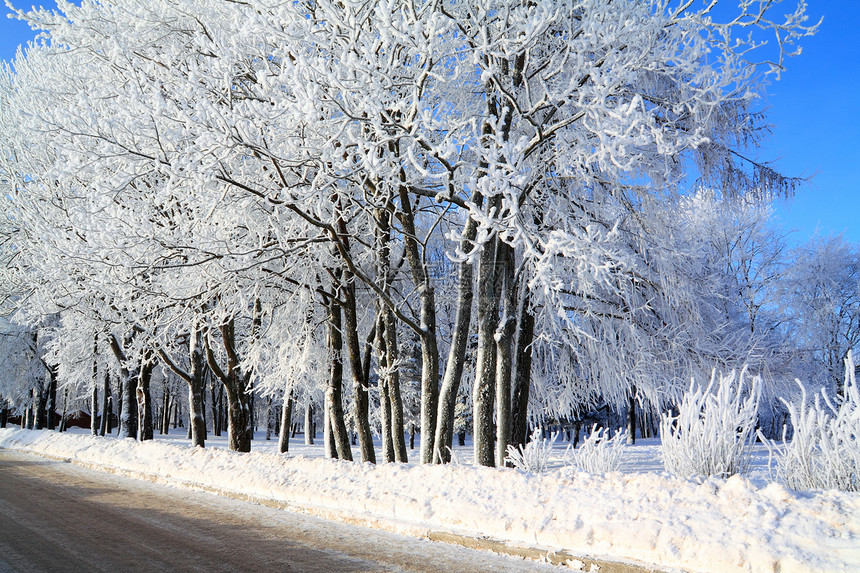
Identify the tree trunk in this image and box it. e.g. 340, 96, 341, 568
265, 396, 273, 441
342, 281, 375, 463
188, 377, 206, 448
494, 242, 517, 467
27, 391, 35, 429
137, 356, 155, 441
378, 320, 394, 462
627, 387, 637, 445
510, 284, 535, 450
325, 295, 353, 461
324, 396, 336, 458
60, 388, 69, 432
120, 367, 138, 439
223, 382, 251, 451
91, 336, 99, 435
473, 210, 503, 467
46, 366, 57, 431
393, 172, 439, 464
161, 387, 171, 435
304, 402, 315, 445
108, 334, 138, 439
210, 376, 221, 437
382, 308, 407, 462
204, 318, 252, 452
278, 389, 294, 454
34, 384, 46, 430
100, 373, 110, 436
91, 385, 99, 436
249, 389, 255, 441
417, 290, 439, 464
434, 215, 478, 463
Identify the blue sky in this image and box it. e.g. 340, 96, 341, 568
1, 1, 856, 244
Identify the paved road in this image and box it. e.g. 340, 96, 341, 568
0, 449, 559, 572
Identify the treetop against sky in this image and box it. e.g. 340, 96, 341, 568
0, 0, 856, 245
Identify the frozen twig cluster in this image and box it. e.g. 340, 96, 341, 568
763, 352, 860, 492
566, 425, 627, 474
661, 369, 761, 479
505, 428, 557, 474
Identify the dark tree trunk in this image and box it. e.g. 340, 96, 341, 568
324, 397, 336, 458
205, 319, 251, 452
325, 295, 353, 461
265, 396, 274, 441
494, 242, 517, 467
34, 385, 46, 430
627, 387, 637, 445
377, 308, 407, 462
510, 284, 535, 450
100, 373, 111, 436
224, 382, 252, 451
473, 212, 502, 467
342, 281, 375, 463
471, 53, 524, 467
137, 356, 155, 441
249, 389, 255, 441
210, 376, 221, 437
123, 367, 139, 438
60, 388, 69, 432
304, 402, 314, 445
377, 317, 395, 462
108, 334, 138, 439
433, 216, 477, 464
278, 389, 294, 454
91, 336, 99, 435
161, 388, 170, 435
393, 173, 439, 465
46, 367, 58, 431
91, 385, 99, 436
387, 312, 408, 462
187, 349, 207, 448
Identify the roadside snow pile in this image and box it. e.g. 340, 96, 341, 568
2, 428, 858, 573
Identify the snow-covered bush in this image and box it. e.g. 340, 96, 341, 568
764, 353, 860, 492
505, 428, 557, 474
661, 369, 761, 479
566, 425, 627, 474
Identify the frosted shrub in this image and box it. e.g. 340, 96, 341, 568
566, 425, 627, 474
765, 353, 860, 492
661, 369, 761, 479
505, 428, 557, 474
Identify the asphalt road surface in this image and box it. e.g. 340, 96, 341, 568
0, 449, 560, 572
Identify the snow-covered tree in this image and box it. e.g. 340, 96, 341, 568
0, 0, 818, 470
784, 235, 860, 398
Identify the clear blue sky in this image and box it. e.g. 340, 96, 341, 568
1, 1, 857, 244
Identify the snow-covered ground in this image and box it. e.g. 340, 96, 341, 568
1, 427, 857, 573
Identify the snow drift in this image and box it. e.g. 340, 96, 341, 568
1, 428, 857, 573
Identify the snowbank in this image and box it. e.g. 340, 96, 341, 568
1, 428, 857, 572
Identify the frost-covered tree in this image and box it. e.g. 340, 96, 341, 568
784, 236, 860, 398
0, 0, 818, 470
433, 0, 816, 466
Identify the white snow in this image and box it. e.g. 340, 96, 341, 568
1, 427, 858, 573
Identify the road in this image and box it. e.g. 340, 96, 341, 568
0, 449, 559, 572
